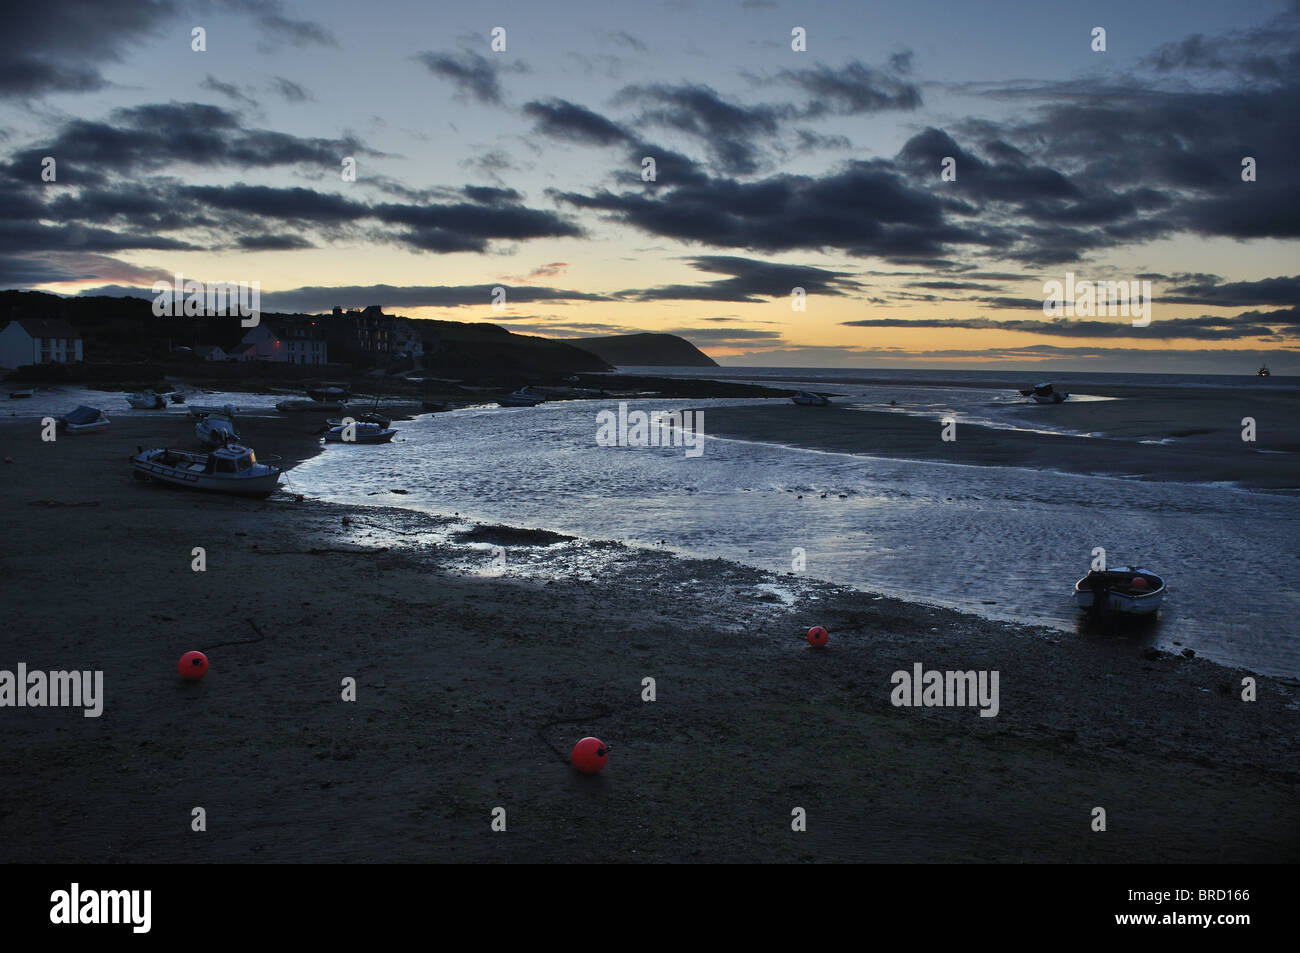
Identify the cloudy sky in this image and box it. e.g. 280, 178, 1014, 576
2, 0, 1297, 372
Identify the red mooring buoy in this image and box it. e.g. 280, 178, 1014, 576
178, 651, 209, 680
807, 626, 829, 647
571, 736, 610, 774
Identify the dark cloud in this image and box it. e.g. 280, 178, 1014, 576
270, 76, 311, 102
0, 0, 173, 98
234, 233, 314, 250
607, 31, 648, 53
621, 255, 863, 302
776, 59, 922, 115
554, 158, 992, 261
523, 99, 633, 146
841, 310, 1297, 340
1, 102, 366, 182
908, 280, 999, 291
259, 284, 613, 312
1161, 275, 1300, 308
74, 283, 615, 313
614, 83, 794, 175
415, 50, 522, 105
257, 13, 338, 48
200, 75, 259, 108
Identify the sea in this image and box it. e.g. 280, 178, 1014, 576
12, 369, 1298, 678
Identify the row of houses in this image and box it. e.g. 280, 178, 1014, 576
1, 306, 434, 369
0, 319, 83, 369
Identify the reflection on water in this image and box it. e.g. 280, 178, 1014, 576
284, 398, 1297, 677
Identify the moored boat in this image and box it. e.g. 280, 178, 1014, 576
323, 422, 397, 444
1073, 567, 1165, 618
791, 390, 830, 406
126, 390, 167, 409
131, 444, 282, 497
1258, 364, 1270, 377
8, 388, 34, 399
59, 405, 110, 434
195, 411, 240, 448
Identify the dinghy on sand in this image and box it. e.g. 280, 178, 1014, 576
59, 406, 110, 434
126, 390, 167, 409
1073, 567, 1166, 618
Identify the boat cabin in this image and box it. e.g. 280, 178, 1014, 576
205, 445, 257, 474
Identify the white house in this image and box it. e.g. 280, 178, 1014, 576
0, 319, 83, 369
239, 323, 328, 364
193, 345, 230, 362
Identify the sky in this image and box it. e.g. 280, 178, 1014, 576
1, 0, 1297, 373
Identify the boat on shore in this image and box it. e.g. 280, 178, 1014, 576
59, 405, 110, 434
131, 444, 282, 497
1073, 568, 1166, 618
323, 422, 397, 444
126, 390, 167, 409
498, 387, 546, 407
8, 388, 34, 399
195, 411, 240, 448
791, 391, 831, 407
1018, 382, 1069, 404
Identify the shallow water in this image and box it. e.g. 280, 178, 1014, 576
290, 398, 1300, 678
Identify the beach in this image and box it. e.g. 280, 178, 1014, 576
1, 410, 1297, 863
698, 385, 1300, 489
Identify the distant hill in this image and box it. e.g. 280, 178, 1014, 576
414, 319, 611, 377
559, 332, 717, 367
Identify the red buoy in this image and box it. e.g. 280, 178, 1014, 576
1131, 576, 1149, 590
807, 626, 829, 647
571, 736, 610, 774
178, 651, 209, 680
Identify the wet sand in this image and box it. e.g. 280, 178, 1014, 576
700, 389, 1300, 489
1, 413, 1297, 862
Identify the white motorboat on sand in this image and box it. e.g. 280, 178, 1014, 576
323, 421, 397, 444
127, 390, 167, 409
195, 410, 240, 448
132, 444, 282, 497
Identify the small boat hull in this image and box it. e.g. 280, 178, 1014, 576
132, 446, 282, 497
9, 389, 34, 399
1073, 568, 1165, 616
127, 392, 167, 409
196, 415, 240, 448
59, 406, 110, 434
324, 423, 396, 444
